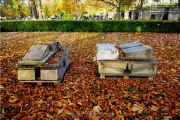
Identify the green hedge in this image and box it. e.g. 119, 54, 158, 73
1, 20, 180, 33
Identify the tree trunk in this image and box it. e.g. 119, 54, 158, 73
138, 0, 144, 20
18, 5, 22, 19
116, 6, 120, 20
117, 0, 120, 20
30, 0, 38, 19
38, 0, 42, 19
178, 0, 180, 20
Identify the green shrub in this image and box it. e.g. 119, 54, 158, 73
0, 20, 180, 33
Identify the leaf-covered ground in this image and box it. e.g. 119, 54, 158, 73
0, 32, 180, 120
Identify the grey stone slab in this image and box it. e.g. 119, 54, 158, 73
41, 69, 59, 80
18, 69, 35, 80
36, 41, 61, 51
131, 67, 156, 75
19, 51, 55, 66
98, 60, 127, 74
119, 41, 142, 49
122, 45, 151, 53
122, 45, 152, 60
40, 58, 70, 81
23, 45, 50, 61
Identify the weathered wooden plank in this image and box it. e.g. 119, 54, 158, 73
60, 48, 70, 55
99, 74, 154, 80
19, 80, 59, 85
58, 59, 70, 83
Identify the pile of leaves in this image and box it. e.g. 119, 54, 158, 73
0, 32, 180, 119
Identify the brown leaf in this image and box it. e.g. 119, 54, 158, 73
126, 103, 132, 111
76, 101, 82, 106
131, 104, 143, 114
115, 108, 120, 115
0, 85, 4, 89
9, 95, 18, 103
163, 116, 172, 120
58, 101, 63, 107
57, 108, 64, 115
93, 105, 102, 113
91, 116, 99, 120
115, 115, 124, 120
150, 105, 159, 111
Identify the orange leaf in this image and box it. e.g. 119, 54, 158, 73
91, 116, 99, 120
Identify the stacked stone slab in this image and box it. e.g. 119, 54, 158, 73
97, 42, 158, 80
18, 42, 70, 84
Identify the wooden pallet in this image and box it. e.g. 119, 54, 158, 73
19, 80, 59, 85
100, 74, 154, 81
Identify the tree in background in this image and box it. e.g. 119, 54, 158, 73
59, 0, 76, 14
84, 0, 108, 14
13, 0, 23, 19
134, 0, 147, 20
0, 0, 15, 18
43, 3, 51, 16
42, 0, 63, 17
1, 0, 30, 19
97, 0, 136, 20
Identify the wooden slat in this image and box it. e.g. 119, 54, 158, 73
100, 74, 154, 81
19, 80, 59, 85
